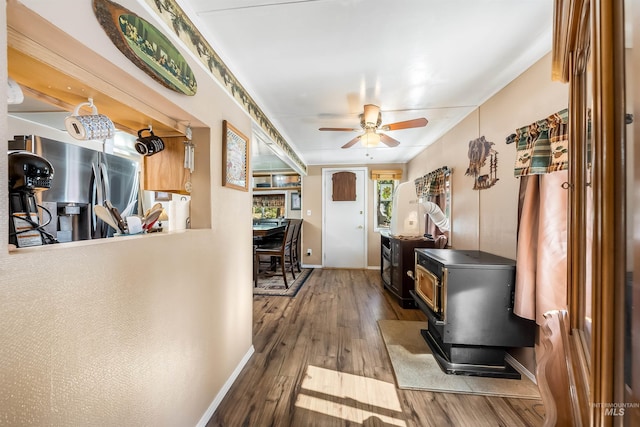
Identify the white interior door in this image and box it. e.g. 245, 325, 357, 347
322, 168, 367, 268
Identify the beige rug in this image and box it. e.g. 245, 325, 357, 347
378, 320, 541, 399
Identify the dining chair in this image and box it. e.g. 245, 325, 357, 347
289, 219, 303, 273
255, 220, 296, 288
253, 244, 258, 287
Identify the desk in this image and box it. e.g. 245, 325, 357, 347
253, 224, 285, 238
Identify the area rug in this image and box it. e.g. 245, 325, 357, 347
378, 320, 541, 399
253, 268, 314, 297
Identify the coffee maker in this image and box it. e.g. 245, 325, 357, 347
8, 151, 57, 247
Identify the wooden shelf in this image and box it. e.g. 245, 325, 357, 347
253, 172, 301, 192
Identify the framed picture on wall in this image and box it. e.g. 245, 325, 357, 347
291, 192, 301, 210
222, 120, 250, 191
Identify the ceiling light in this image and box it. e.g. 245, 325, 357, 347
362, 104, 381, 127
361, 129, 380, 147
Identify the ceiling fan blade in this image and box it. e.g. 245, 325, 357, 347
380, 133, 401, 147
341, 135, 362, 149
319, 127, 360, 132
381, 117, 428, 131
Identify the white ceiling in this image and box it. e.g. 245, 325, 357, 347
8, 0, 554, 171
180, 0, 554, 169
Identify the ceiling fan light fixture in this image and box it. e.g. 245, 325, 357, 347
361, 129, 380, 147
362, 104, 381, 127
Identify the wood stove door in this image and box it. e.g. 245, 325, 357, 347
415, 264, 442, 317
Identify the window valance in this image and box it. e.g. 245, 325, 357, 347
415, 166, 451, 198
370, 169, 403, 180
512, 109, 569, 177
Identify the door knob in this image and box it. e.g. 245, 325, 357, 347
358, 225, 364, 229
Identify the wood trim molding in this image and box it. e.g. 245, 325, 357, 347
370, 169, 403, 180
552, 0, 628, 425
552, 0, 590, 82
590, 0, 627, 424
537, 311, 585, 426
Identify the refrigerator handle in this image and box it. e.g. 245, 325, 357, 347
100, 162, 111, 204
90, 163, 107, 238
89, 163, 98, 237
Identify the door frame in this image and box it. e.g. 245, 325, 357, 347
321, 167, 368, 268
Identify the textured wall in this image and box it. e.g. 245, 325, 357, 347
2, 1, 254, 425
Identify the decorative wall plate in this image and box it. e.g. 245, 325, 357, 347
93, 0, 197, 96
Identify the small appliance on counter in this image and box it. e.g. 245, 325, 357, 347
8, 151, 56, 247
9, 135, 140, 243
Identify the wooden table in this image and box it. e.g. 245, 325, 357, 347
253, 224, 285, 238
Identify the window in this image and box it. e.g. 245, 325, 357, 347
371, 170, 402, 231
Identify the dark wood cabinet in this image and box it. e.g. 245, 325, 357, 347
380, 234, 435, 308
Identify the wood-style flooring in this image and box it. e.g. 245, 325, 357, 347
207, 269, 545, 427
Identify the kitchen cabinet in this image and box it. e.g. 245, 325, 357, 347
253, 172, 300, 191
143, 136, 190, 194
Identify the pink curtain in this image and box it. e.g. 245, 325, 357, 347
514, 171, 568, 324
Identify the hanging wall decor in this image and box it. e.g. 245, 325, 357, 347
222, 120, 250, 192
93, 0, 197, 96
465, 136, 499, 190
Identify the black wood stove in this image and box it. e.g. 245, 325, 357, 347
411, 249, 535, 379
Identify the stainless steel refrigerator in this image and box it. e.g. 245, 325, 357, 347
10, 135, 140, 242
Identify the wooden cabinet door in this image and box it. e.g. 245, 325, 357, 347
143, 136, 189, 194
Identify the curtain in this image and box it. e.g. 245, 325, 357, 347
512, 110, 569, 324
414, 167, 450, 241
514, 171, 568, 324
513, 109, 569, 176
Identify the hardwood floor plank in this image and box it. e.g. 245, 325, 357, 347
207, 269, 544, 427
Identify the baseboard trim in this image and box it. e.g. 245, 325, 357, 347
505, 352, 537, 385
196, 345, 255, 427
301, 264, 323, 269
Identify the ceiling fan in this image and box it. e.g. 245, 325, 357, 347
319, 104, 428, 149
